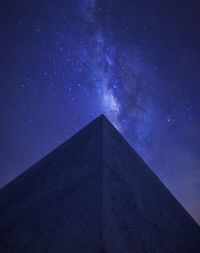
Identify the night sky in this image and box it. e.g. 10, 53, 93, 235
0, 0, 200, 224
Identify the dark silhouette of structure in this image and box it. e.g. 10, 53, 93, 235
0, 115, 200, 252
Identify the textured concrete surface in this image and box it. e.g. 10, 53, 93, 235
0, 115, 200, 252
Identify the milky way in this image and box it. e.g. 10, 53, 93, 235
0, 0, 200, 224
77, 0, 153, 138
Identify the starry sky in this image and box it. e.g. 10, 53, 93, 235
0, 0, 200, 224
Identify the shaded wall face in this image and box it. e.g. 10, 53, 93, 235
0, 119, 103, 253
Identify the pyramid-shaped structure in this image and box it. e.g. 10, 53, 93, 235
0, 115, 200, 253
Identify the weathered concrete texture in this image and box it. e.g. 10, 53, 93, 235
0, 115, 200, 253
